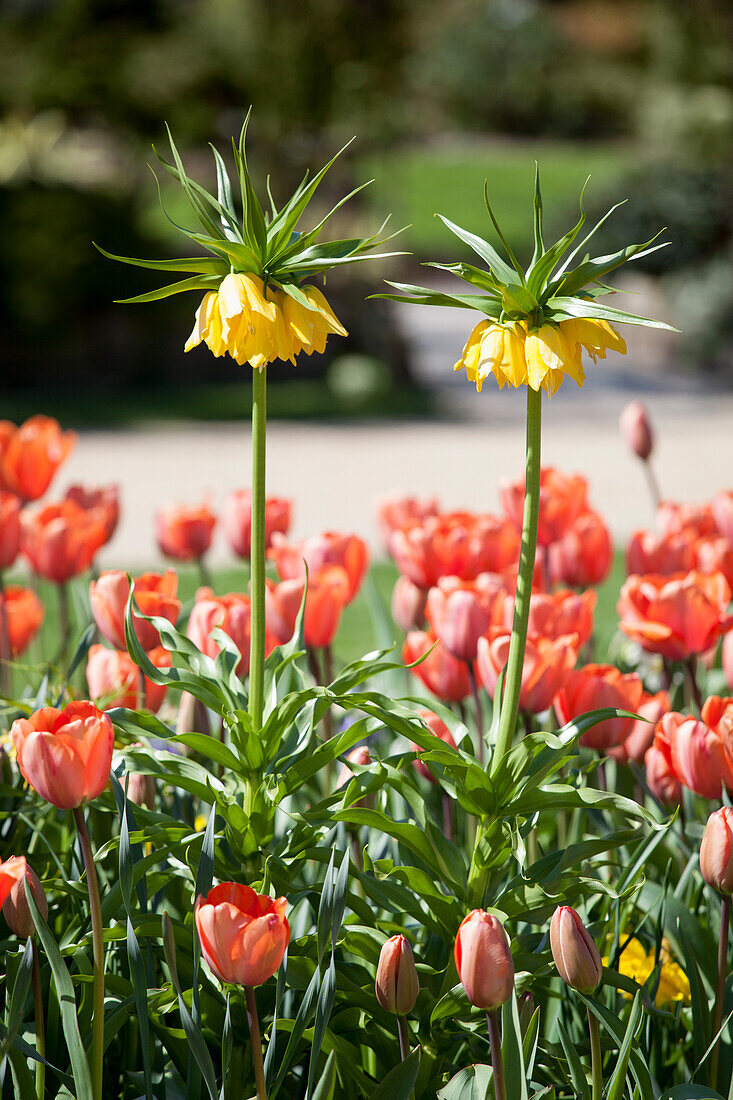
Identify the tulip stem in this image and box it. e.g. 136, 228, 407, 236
587, 1007, 602, 1100
397, 1014, 410, 1061
245, 985, 267, 1100
0, 570, 10, 696
486, 1009, 507, 1100
137, 667, 147, 712
31, 941, 45, 1100
73, 808, 104, 1100
56, 582, 71, 668
491, 386, 542, 776
711, 893, 730, 1089
248, 364, 267, 737
644, 458, 661, 511
467, 663, 484, 766
685, 656, 703, 713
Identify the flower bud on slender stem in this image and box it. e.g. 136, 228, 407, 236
245, 985, 267, 1100
486, 1009, 507, 1100
588, 1008, 602, 1100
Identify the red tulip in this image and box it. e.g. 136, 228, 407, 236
553, 664, 645, 751
265, 567, 350, 649
411, 708, 458, 783
0, 857, 48, 937
657, 710, 733, 800
701, 695, 733, 748
376, 493, 440, 551
0, 491, 21, 570
188, 588, 270, 675
268, 531, 369, 603
336, 745, 372, 788
375, 934, 419, 1015
156, 502, 216, 562
389, 512, 519, 589
0, 585, 44, 656
619, 400, 653, 461
696, 536, 733, 590
712, 490, 733, 543
455, 910, 514, 1010
391, 575, 428, 633
195, 883, 290, 987
700, 807, 733, 894
626, 529, 697, 577
521, 588, 596, 649
90, 570, 181, 652
501, 468, 588, 548
11, 701, 114, 809
657, 501, 717, 541
549, 509, 613, 588
611, 690, 670, 765
21, 500, 107, 582
550, 906, 602, 992
0, 416, 76, 501
403, 630, 471, 702
425, 573, 507, 662
64, 483, 120, 545
86, 644, 168, 712
644, 743, 682, 806
222, 489, 292, 558
618, 572, 733, 661
477, 629, 578, 715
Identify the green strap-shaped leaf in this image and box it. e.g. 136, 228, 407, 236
368, 1048, 421, 1100
437, 214, 519, 286
94, 244, 228, 275
162, 912, 218, 1100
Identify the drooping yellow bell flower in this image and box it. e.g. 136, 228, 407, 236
525, 323, 585, 395
604, 936, 691, 1008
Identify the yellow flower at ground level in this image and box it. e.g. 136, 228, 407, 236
184, 274, 348, 368
454, 316, 626, 396
604, 936, 691, 1008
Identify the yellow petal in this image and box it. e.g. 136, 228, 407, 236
302, 286, 348, 337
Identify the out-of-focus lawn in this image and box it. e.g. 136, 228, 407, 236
359, 139, 636, 259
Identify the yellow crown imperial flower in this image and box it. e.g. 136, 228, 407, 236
604, 936, 691, 1008
98, 112, 402, 370
384, 166, 673, 396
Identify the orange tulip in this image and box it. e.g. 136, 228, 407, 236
549, 509, 613, 588
265, 566, 350, 649
550, 905, 602, 993
156, 501, 216, 562
388, 512, 519, 589
0, 856, 48, 937
700, 807, 733, 895
188, 588, 272, 674
86, 644, 169, 712
501, 467, 588, 548
426, 573, 507, 662
626, 529, 697, 577
90, 570, 181, 652
516, 588, 596, 649
375, 493, 440, 551
657, 500, 717, 541
65, 483, 120, 545
403, 629, 471, 702
619, 400, 653, 461
477, 629, 578, 715
391, 575, 428, 633
554, 663, 644, 751
195, 883, 290, 987
11, 701, 114, 809
222, 489, 292, 559
269, 531, 369, 603
0, 491, 21, 570
0, 585, 43, 657
411, 709, 458, 783
21, 500, 107, 583
696, 536, 733, 590
611, 690, 670, 765
655, 710, 733, 800
375, 934, 419, 1015
455, 910, 514, 1010
644, 742, 682, 806
618, 571, 733, 661
0, 416, 76, 502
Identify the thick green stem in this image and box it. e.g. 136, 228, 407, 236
486, 1009, 507, 1100
248, 365, 267, 734
491, 386, 542, 775
245, 985, 267, 1100
32, 943, 45, 1100
73, 808, 104, 1100
711, 893, 730, 1089
588, 1006, 602, 1100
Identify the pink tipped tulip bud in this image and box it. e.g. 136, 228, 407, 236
620, 400, 653, 461
550, 906, 602, 993
2, 861, 48, 938
454, 909, 514, 1010
700, 807, 733, 895
375, 934, 419, 1015
391, 575, 428, 633
127, 771, 156, 811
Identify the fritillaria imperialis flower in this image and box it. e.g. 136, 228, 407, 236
188, 588, 275, 674
700, 807, 733, 895
222, 489, 292, 559
195, 884, 290, 987
375, 934, 419, 1015
375, 493, 440, 551
550, 906, 602, 993
477, 630, 578, 715
549, 509, 613, 588
0, 491, 21, 570
426, 573, 507, 662
86, 644, 169, 712
411, 709, 458, 783
391, 575, 428, 633
403, 630, 471, 703
11, 701, 114, 810
553, 664, 644, 751
0, 585, 43, 656
502, 468, 588, 548
21, 501, 107, 583
455, 910, 514, 1010
90, 570, 181, 652
265, 567, 350, 649
626, 529, 697, 577
619, 400, 653, 461
609, 937, 690, 1007
389, 512, 519, 589
65, 483, 120, 544
617, 571, 732, 661
269, 531, 369, 604
0, 416, 76, 501
156, 502, 216, 563
0, 856, 48, 938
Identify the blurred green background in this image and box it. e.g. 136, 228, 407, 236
2, 0, 732, 423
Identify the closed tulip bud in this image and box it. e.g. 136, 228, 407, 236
391, 575, 427, 633
3, 863, 48, 938
375, 934, 419, 1015
127, 771, 156, 811
455, 909, 514, 1010
700, 807, 733, 895
550, 906, 602, 993
620, 400, 653, 461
